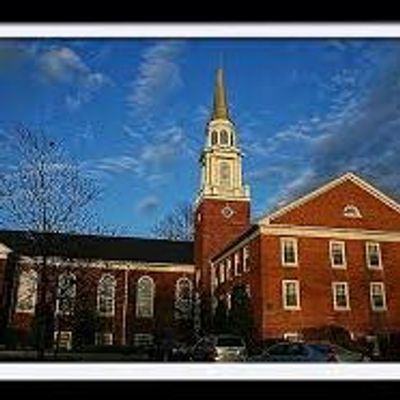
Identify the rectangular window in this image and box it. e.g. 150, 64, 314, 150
95, 332, 113, 346
282, 280, 300, 310
330, 241, 346, 268
370, 282, 387, 311
366, 243, 382, 269
133, 333, 154, 347
15, 270, 38, 314
226, 259, 232, 281
281, 238, 298, 267
219, 262, 225, 283
332, 282, 350, 310
54, 331, 72, 351
243, 246, 250, 272
234, 253, 240, 275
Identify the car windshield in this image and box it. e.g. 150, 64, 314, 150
216, 336, 244, 347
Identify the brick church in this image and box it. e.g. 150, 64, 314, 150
1, 68, 400, 350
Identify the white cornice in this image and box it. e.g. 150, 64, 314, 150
258, 172, 400, 224
259, 223, 400, 242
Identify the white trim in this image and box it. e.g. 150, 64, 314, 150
226, 258, 232, 281
283, 332, 301, 342
243, 245, 250, 272
54, 331, 72, 351
174, 277, 193, 320
332, 282, 350, 311
329, 241, 347, 269
282, 280, 300, 310
366, 242, 383, 270
370, 282, 387, 312
234, 252, 240, 276
343, 205, 362, 219
258, 172, 400, 224
211, 227, 260, 265
135, 275, 155, 319
259, 224, 400, 242
219, 261, 226, 284
15, 269, 38, 314
55, 272, 76, 316
97, 273, 116, 317
280, 238, 298, 267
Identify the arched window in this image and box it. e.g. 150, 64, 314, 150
136, 276, 155, 318
211, 130, 218, 145
230, 132, 235, 146
220, 130, 229, 145
56, 272, 76, 315
16, 269, 38, 313
97, 274, 116, 316
175, 277, 193, 320
219, 161, 231, 187
343, 205, 362, 218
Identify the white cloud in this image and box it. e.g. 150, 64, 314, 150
128, 40, 185, 114
136, 195, 160, 215
37, 46, 111, 110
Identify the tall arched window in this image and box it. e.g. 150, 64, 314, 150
220, 130, 229, 145
56, 272, 76, 315
211, 130, 218, 145
16, 269, 38, 313
175, 277, 193, 320
219, 161, 231, 187
136, 276, 155, 318
97, 274, 116, 316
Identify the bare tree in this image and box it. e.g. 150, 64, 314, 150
0, 126, 101, 359
150, 202, 194, 241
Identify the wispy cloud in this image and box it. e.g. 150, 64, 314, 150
37, 46, 111, 110
127, 40, 185, 114
135, 195, 160, 215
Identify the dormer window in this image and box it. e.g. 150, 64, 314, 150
343, 205, 362, 218
220, 130, 229, 145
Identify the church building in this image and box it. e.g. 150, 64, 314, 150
1, 68, 400, 351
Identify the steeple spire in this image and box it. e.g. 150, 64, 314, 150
211, 68, 229, 120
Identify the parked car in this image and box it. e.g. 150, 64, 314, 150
247, 342, 335, 362
309, 343, 371, 362
189, 334, 247, 362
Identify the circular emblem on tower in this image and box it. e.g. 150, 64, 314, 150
221, 205, 234, 219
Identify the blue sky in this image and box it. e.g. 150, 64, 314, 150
1, 38, 400, 236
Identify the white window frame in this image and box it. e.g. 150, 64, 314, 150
15, 269, 38, 314
234, 252, 240, 275
282, 280, 300, 310
56, 272, 76, 316
136, 276, 155, 318
281, 238, 298, 267
97, 274, 116, 317
366, 242, 383, 269
95, 332, 113, 346
370, 282, 387, 312
219, 262, 225, 284
243, 246, 250, 272
226, 258, 232, 281
330, 240, 347, 269
332, 282, 350, 311
54, 331, 72, 351
283, 332, 301, 342
174, 277, 193, 320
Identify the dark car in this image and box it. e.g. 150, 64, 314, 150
189, 334, 247, 362
247, 342, 334, 362
309, 343, 371, 362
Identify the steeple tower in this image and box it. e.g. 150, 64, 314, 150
194, 68, 251, 329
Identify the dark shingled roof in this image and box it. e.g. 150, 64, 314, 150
0, 230, 194, 265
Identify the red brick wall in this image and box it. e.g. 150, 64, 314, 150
10, 264, 194, 346
271, 179, 400, 231
194, 199, 250, 320
259, 235, 400, 340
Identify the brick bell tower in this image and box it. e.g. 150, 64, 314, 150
194, 68, 251, 329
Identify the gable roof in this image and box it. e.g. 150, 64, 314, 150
0, 230, 194, 265
258, 172, 400, 225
